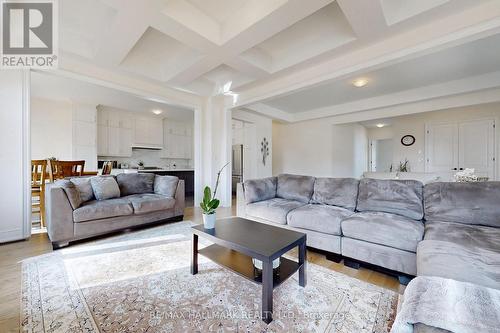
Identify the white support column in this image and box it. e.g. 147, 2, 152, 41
195, 96, 232, 207
0, 70, 31, 242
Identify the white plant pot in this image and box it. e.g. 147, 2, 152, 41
203, 213, 216, 229
252, 257, 281, 270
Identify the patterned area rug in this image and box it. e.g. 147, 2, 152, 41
21, 221, 397, 332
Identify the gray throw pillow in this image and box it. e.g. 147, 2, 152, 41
70, 177, 95, 202
55, 179, 82, 209
90, 176, 120, 200
116, 173, 155, 196
154, 175, 179, 197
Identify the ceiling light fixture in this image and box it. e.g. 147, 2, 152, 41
352, 78, 369, 88
152, 109, 163, 115
376, 123, 385, 128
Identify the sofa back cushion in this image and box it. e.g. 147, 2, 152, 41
357, 178, 424, 220
276, 174, 315, 203
424, 181, 500, 227
244, 177, 277, 204
90, 176, 121, 200
70, 177, 95, 202
55, 179, 82, 209
311, 178, 359, 211
154, 175, 179, 197
116, 173, 155, 196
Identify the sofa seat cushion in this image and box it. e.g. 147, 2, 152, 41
417, 240, 500, 290
73, 198, 133, 222
357, 178, 424, 220
287, 204, 353, 235
341, 211, 424, 252
126, 194, 175, 214
246, 198, 305, 225
424, 220, 500, 252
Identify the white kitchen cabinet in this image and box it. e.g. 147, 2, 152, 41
97, 125, 108, 155
162, 120, 193, 159
119, 128, 132, 156
426, 119, 495, 180
108, 126, 120, 156
97, 108, 134, 157
134, 117, 163, 147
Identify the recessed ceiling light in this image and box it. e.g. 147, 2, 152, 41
376, 123, 385, 128
152, 109, 163, 115
352, 78, 369, 88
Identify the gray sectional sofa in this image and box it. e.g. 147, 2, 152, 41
237, 174, 500, 285
46, 173, 185, 248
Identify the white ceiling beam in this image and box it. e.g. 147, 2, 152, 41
292, 70, 500, 122
56, 54, 202, 109
329, 87, 500, 125
336, 0, 387, 39
93, 2, 151, 66
244, 103, 295, 123
225, 58, 269, 84
234, 1, 500, 107
166, 0, 335, 86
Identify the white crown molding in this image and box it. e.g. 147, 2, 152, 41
234, 1, 500, 107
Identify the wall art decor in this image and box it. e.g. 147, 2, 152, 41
261, 138, 269, 166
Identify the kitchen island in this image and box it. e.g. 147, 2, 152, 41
138, 169, 194, 196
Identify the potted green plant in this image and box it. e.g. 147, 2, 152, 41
200, 162, 229, 229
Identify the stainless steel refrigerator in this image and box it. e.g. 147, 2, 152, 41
232, 144, 243, 194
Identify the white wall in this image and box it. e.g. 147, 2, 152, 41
0, 70, 30, 242
232, 109, 273, 179
31, 97, 73, 160
272, 118, 367, 178
367, 102, 500, 178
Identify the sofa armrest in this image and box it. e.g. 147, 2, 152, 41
236, 183, 246, 218
173, 179, 185, 217
45, 183, 74, 243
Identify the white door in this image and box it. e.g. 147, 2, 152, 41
459, 119, 495, 179
425, 122, 459, 180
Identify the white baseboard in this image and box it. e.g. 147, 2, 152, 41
0, 228, 26, 243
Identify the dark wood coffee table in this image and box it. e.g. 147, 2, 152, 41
191, 217, 307, 323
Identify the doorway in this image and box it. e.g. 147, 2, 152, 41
369, 139, 394, 172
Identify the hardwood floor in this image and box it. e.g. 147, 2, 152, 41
0, 205, 404, 332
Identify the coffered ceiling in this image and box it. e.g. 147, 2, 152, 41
57, 0, 500, 121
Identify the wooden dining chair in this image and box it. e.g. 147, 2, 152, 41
31, 160, 48, 228
49, 160, 85, 180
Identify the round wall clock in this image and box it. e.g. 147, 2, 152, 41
401, 135, 415, 146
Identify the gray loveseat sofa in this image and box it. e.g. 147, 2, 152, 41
237, 174, 500, 285
46, 173, 185, 248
